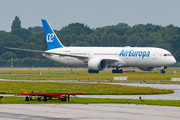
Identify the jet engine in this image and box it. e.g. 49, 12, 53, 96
138, 67, 155, 71
88, 58, 108, 70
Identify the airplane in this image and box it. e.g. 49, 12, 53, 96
5, 19, 176, 74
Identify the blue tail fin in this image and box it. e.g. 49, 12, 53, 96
41, 19, 64, 50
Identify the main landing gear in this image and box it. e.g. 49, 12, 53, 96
88, 69, 99, 73
112, 68, 123, 73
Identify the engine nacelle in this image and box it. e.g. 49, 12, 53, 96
138, 67, 155, 71
88, 58, 108, 70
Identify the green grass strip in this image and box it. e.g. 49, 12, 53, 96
1, 69, 180, 84
1, 97, 180, 107
0, 81, 173, 95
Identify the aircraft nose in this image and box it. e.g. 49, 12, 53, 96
171, 57, 176, 65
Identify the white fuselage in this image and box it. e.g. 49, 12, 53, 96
43, 47, 176, 68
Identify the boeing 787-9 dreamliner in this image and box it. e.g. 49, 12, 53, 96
5, 19, 176, 73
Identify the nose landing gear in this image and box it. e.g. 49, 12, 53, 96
160, 69, 165, 74
160, 66, 166, 74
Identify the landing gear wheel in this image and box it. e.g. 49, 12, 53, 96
88, 69, 99, 73
119, 69, 123, 73
88, 69, 91, 73
160, 69, 165, 74
112, 69, 123, 73
112, 69, 116, 73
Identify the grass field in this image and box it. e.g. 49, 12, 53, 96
0, 81, 173, 95
0, 67, 180, 84
1, 97, 180, 107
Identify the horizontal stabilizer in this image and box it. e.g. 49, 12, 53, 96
4, 47, 88, 58
4, 47, 45, 54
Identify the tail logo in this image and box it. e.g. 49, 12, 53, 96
46, 33, 54, 42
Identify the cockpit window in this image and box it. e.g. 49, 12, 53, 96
164, 54, 172, 56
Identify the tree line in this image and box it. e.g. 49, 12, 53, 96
0, 16, 180, 67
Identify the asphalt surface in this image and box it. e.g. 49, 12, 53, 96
0, 104, 180, 120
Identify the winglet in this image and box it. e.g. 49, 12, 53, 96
41, 19, 64, 50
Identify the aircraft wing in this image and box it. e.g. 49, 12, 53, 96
5, 47, 120, 64
4, 47, 88, 59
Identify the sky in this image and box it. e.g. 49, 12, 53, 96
1, 0, 180, 32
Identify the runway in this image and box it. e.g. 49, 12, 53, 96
0, 104, 180, 120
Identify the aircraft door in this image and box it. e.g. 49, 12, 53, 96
151, 51, 160, 66
153, 51, 158, 60
88, 51, 94, 56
